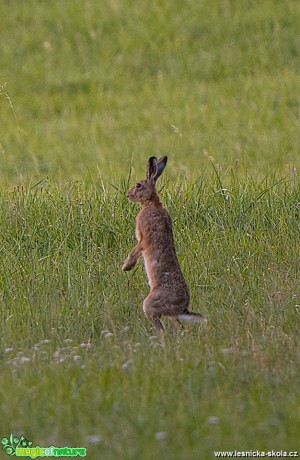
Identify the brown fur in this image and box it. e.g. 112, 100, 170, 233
122, 156, 206, 331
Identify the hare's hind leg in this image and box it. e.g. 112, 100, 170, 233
167, 317, 183, 329
143, 294, 164, 332
151, 317, 164, 332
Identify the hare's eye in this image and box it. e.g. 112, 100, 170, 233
136, 182, 142, 189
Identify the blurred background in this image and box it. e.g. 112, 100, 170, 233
1, 0, 299, 184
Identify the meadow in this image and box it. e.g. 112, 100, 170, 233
0, 0, 299, 458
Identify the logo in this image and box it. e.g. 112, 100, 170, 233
2, 435, 32, 456
1, 434, 87, 458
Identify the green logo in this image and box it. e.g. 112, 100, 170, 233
2, 435, 32, 456
1, 435, 87, 458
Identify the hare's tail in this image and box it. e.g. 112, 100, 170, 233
178, 311, 207, 323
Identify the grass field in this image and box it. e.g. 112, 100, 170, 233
0, 0, 299, 459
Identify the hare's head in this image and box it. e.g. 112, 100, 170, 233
127, 156, 168, 204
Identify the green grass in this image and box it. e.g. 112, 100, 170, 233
0, 173, 299, 458
0, 0, 300, 458
1, 0, 299, 182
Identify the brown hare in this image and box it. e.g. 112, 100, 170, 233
122, 156, 206, 332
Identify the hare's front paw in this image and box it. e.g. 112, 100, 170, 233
122, 254, 138, 271
122, 259, 134, 271
122, 262, 130, 272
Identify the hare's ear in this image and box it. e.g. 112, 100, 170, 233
153, 155, 168, 181
147, 156, 158, 180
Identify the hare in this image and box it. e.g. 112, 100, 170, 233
122, 156, 206, 332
